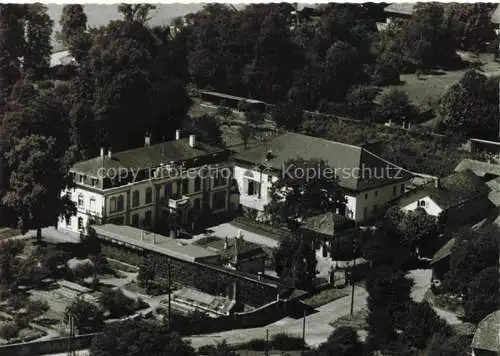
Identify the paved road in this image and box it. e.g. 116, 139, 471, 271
187, 286, 369, 349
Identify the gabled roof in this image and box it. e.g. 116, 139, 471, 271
384, 3, 415, 16
302, 212, 354, 236
491, 4, 500, 24
234, 132, 410, 192
455, 159, 500, 179
397, 170, 490, 211
471, 310, 500, 352
430, 238, 455, 265
194, 235, 266, 262
72, 138, 225, 177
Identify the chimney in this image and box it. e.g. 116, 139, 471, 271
189, 134, 196, 148
107, 149, 112, 159
233, 236, 239, 267
434, 177, 440, 189
175, 129, 181, 140
100, 147, 104, 159
145, 135, 151, 147
265, 149, 273, 161
224, 236, 229, 250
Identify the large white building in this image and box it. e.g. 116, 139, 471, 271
60, 132, 236, 235
232, 132, 412, 223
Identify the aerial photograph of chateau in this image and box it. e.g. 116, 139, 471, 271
0, 2, 498, 355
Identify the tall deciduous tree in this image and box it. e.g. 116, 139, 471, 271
2, 135, 75, 241
438, 70, 499, 140
265, 158, 345, 229
24, 4, 53, 79
376, 89, 416, 125
445, 3, 495, 52
464, 266, 499, 323
59, 4, 90, 61
0, 4, 26, 113
366, 266, 413, 348
273, 232, 317, 291
72, 19, 191, 156
65, 297, 104, 333
182, 114, 224, 147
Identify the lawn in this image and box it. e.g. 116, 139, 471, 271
329, 308, 369, 330
302, 286, 350, 308
378, 52, 500, 110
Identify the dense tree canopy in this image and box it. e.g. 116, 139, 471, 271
90, 320, 196, 356
265, 158, 346, 229
438, 70, 499, 140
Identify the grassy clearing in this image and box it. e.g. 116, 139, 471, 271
303, 286, 350, 308
329, 308, 369, 330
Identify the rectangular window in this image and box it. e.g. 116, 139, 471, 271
89, 198, 96, 212
213, 172, 227, 188
374, 190, 378, 197
78, 195, 84, 207
132, 213, 139, 227
109, 197, 117, 213
144, 210, 152, 226
145, 187, 152, 204
164, 183, 172, 198
365, 193, 368, 199
182, 179, 189, 195
247, 180, 260, 196
79, 175, 85, 184
401, 184, 405, 194
193, 198, 201, 210
77, 217, 83, 231
117, 195, 124, 211
213, 191, 227, 211
392, 186, 397, 196
132, 190, 140, 207
65, 216, 71, 227
194, 177, 202, 192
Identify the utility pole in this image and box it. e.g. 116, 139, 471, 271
265, 328, 269, 356
67, 312, 75, 356
168, 261, 172, 330
302, 308, 306, 348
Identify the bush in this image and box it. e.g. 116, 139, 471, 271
271, 333, 305, 350
99, 288, 136, 318
72, 261, 95, 281
26, 299, 49, 318
246, 338, 267, 351
0, 322, 20, 340
198, 345, 216, 355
